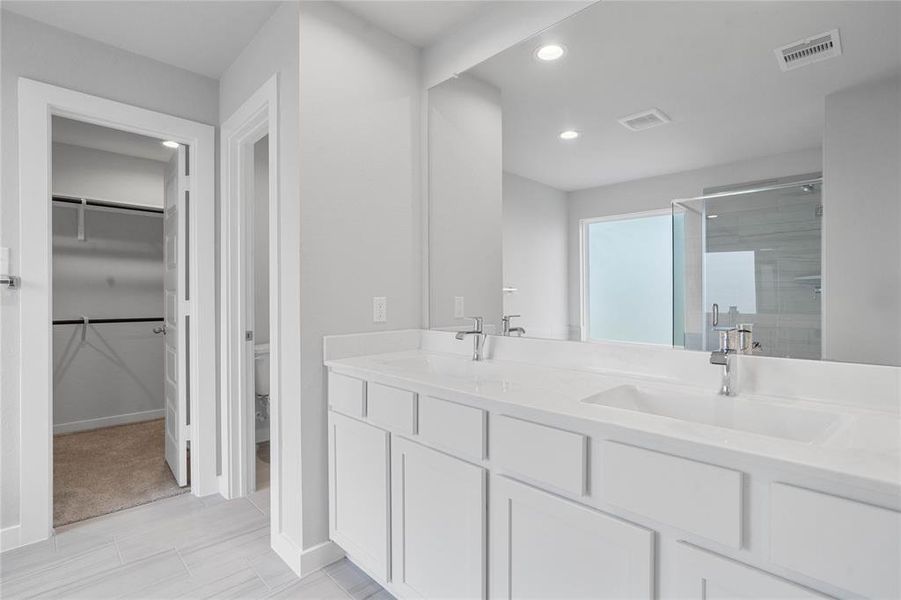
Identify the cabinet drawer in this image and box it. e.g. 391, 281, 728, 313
600, 441, 743, 548
328, 372, 365, 418
492, 415, 587, 496
770, 484, 900, 598
674, 542, 829, 599
418, 396, 486, 461
367, 382, 417, 434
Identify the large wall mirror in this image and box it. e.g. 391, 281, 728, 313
428, 0, 901, 367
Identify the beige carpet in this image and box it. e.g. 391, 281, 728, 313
53, 418, 189, 527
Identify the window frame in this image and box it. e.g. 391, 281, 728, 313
579, 208, 674, 344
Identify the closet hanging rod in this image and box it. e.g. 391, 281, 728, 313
53, 317, 164, 325
52, 195, 164, 215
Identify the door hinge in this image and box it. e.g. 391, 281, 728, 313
245, 330, 254, 341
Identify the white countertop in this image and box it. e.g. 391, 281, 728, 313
326, 349, 901, 498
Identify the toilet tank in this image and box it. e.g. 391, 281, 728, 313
254, 343, 270, 396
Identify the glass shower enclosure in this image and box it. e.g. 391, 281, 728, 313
673, 175, 823, 360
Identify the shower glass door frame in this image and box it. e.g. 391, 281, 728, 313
672, 173, 823, 358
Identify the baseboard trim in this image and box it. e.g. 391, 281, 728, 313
300, 540, 345, 575
1, 525, 22, 553
271, 532, 344, 578
53, 409, 165, 435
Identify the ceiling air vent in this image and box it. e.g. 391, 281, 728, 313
618, 108, 671, 132
775, 29, 842, 72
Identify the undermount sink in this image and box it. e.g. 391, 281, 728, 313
582, 384, 840, 443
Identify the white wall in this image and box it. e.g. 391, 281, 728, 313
253, 136, 269, 346
503, 172, 569, 340
51, 178, 165, 433
298, 1, 422, 550
822, 75, 901, 366
566, 147, 824, 334
429, 74, 503, 331
220, 0, 424, 557
218, 0, 303, 547
52, 142, 166, 208
1, 10, 218, 535
52, 322, 164, 433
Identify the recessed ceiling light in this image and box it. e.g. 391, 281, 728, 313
162, 140, 180, 149
536, 44, 566, 61
559, 130, 580, 141
707, 214, 719, 219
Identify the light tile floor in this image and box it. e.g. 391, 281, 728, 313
0, 491, 390, 600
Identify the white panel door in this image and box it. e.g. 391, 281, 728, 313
490, 475, 654, 599
391, 437, 486, 599
163, 147, 188, 486
328, 412, 391, 581
671, 542, 829, 599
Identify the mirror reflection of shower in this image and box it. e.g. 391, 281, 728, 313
674, 175, 823, 360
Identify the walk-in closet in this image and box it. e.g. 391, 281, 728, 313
51, 117, 188, 526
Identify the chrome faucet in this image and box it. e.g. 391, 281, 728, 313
502, 314, 526, 337
455, 316, 485, 361
710, 324, 759, 396
710, 329, 737, 396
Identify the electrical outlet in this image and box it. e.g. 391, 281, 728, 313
373, 296, 387, 323
454, 296, 465, 318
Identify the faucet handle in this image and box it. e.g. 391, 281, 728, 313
460, 316, 483, 332
502, 314, 520, 332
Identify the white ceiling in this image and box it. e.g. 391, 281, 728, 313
467, 1, 901, 191
2, 1, 281, 78
338, 1, 494, 47
52, 117, 176, 163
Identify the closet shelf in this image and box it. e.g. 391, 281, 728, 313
53, 317, 164, 325
53, 195, 164, 215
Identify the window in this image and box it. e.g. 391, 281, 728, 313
582, 212, 673, 344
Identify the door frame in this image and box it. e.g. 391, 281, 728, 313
17, 78, 218, 547
219, 76, 280, 510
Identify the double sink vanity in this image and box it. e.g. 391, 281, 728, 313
324, 3, 901, 597
325, 330, 901, 599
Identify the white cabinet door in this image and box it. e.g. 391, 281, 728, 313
392, 437, 486, 599
490, 475, 654, 599
671, 542, 830, 599
329, 412, 391, 581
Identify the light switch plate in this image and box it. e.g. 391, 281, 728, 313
373, 296, 387, 323
454, 296, 465, 318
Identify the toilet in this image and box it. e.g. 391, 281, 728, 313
253, 344, 270, 441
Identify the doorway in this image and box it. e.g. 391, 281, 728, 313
50, 118, 191, 526
220, 76, 279, 515
16, 79, 217, 547
251, 134, 272, 493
